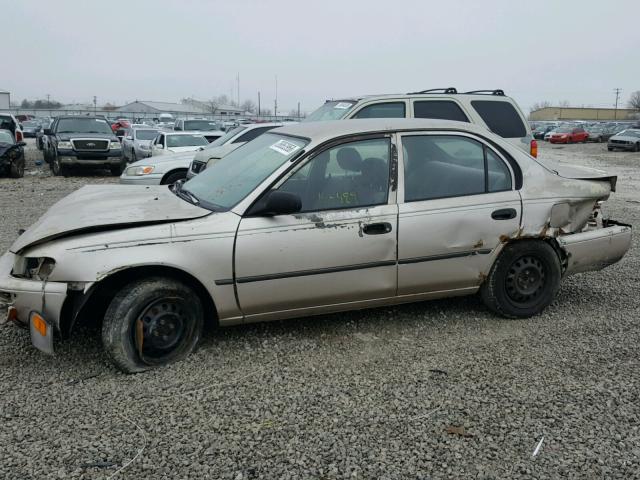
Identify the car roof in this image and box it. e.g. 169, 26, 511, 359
242, 122, 284, 129
326, 92, 516, 103
163, 131, 207, 136
272, 118, 500, 144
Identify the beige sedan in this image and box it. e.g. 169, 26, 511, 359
0, 119, 631, 372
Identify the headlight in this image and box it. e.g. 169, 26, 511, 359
57, 141, 72, 149
22, 257, 56, 280
110, 141, 121, 149
125, 165, 155, 176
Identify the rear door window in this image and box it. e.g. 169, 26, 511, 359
353, 102, 406, 119
414, 101, 469, 122
470, 101, 527, 138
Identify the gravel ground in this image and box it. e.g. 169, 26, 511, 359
0, 140, 639, 479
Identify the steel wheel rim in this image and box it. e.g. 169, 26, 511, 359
505, 255, 546, 306
135, 297, 191, 361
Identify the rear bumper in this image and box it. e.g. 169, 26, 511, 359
608, 143, 635, 151
0, 252, 67, 340
558, 221, 632, 275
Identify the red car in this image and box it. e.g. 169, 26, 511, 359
111, 119, 131, 133
549, 127, 589, 144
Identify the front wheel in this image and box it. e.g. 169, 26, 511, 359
9, 158, 25, 178
635, 142, 640, 152
110, 160, 126, 176
480, 240, 561, 318
102, 277, 204, 373
50, 155, 66, 176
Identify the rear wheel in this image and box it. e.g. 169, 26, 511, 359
131, 149, 137, 163
635, 142, 640, 152
481, 241, 561, 318
102, 277, 204, 373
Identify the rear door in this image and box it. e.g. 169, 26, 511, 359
234, 135, 398, 318
397, 132, 521, 295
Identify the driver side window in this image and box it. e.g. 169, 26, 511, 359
278, 138, 391, 212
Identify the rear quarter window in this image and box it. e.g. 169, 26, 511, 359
352, 102, 406, 119
470, 100, 527, 138
414, 101, 469, 122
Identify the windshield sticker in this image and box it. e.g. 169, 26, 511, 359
334, 102, 353, 109
270, 139, 301, 156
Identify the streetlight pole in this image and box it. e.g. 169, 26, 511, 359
614, 88, 621, 120
257, 91, 261, 117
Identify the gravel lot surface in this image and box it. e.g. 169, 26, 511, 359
1, 140, 639, 479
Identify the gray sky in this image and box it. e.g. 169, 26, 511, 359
4, 0, 640, 114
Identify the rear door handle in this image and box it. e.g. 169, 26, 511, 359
491, 208, 517, 220
363, 222, 393, 235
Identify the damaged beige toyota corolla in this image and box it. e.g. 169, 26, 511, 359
0, 119, 632, 373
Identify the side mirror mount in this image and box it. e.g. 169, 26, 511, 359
17, 141, 27, 147
44, 128, 52, 135
248, 191, 302, 217
126, 136, 133, 140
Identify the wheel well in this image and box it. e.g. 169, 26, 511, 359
499, 237, 568, 272
161, 169, 188, 184
62, 265, 218, 337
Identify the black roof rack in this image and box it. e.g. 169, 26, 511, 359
407, 87, 458, 95
463, 89, 505, 96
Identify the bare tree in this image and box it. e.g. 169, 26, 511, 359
628, 91, 640, 110
204, 99, 219, 115
530, 101, 551, 113
558, 100, 571, 108
241, 99, 256, 113
260, 108, 272, 116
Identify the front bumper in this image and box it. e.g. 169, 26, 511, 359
57, 148, 123, 166
608, 143, 635, 151
119, 173, 164, 185
558, 221, 632, 275
0, 253, 68, 350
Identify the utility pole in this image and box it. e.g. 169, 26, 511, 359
614, 88, 622, 120
46, 94, 50, 109
237, 73, 240, 108
93, 95, 97, 114
257, 91, 261, 117
297, 101, 300, 119
274, 75, 278, 118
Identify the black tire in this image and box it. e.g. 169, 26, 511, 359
161, 170, 187, 185
480, 240, 561, 319
102, 277, 204, 373
110, 160, 126, 176
130, 149, 137, 163
635, 142, 640, 152
9, 158, 25, 178
50, 154, 66, 176
607, 147, 613, 151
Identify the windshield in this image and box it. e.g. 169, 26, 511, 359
556, 128, 571, 133
57, 118, 113, 134
167, 134, 208, 148
204, 126, 245, 148
618, 129, 640, 137
183, 120, 220, 131
184, 133, 307, 210
135, 129, 159, 140
304, 101, 355, 122
0, 130, 14, 144
23, 121, 39, 127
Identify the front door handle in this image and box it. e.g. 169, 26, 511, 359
491, 208, 517, 220
363, 222, 393, 235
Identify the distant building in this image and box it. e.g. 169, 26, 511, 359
116, 100, 245, 117
530, 106, 640, 121
0, 89, 10, 109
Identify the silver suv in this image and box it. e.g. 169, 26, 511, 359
305, 88, 537, 157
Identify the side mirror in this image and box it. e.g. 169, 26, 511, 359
17, 142, 27, 147
44, 128, 52, 135
126, 136, 133, 140
249, 191, 302, 216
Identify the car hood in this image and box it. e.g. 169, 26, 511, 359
57, 132, 116, 141
131, 150, 195, 167
193, 143, 240, 162
610, 134, 639, 142
10, 185, 210, 253
166, 146, 204, 153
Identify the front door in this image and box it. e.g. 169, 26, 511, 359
397, 133, 522, 295
235, 136, 398, 318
